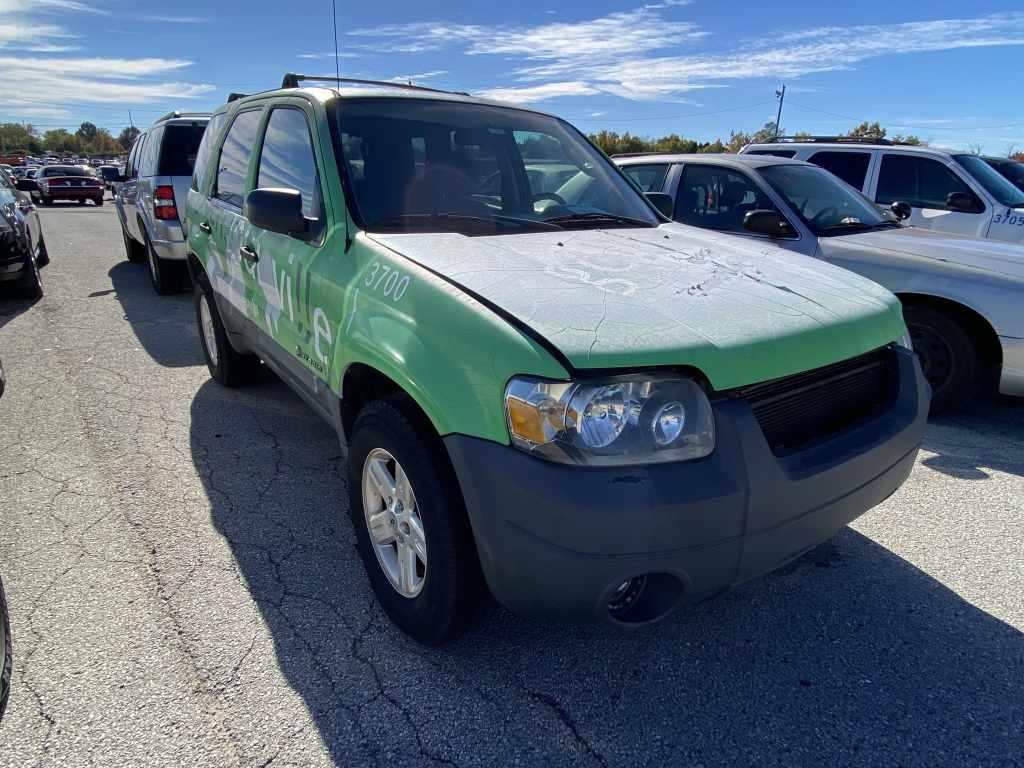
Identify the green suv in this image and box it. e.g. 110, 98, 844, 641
185, 74, 929, 644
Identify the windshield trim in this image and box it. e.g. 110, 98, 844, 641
327, 96, 663, 236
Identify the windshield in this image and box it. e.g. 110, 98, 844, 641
332, 98, 659, 235
984, 157, 1024, 195
758, 164, 891, 235
953, 154, 1024, 208
41, 166, 93, 178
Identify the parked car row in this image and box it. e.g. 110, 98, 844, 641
0, 167, 48, 298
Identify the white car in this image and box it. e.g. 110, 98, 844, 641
740, 139, 1024, 245
614, 152, 1024, 411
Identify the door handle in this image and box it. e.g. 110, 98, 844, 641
240, 245, 259, 263
198, 221, 211, 234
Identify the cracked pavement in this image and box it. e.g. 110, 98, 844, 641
0, 204, 1022, 767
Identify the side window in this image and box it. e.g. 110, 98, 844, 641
256, 108, 320, 219
675, 164, 780, 234
215, 110, 262, 209
876, 154, 981, 212
808, 151, 871, 189
622, 164, 670, 193
192, 113, 226, 192
138, 126, 163, 177
128, 134, 145, 179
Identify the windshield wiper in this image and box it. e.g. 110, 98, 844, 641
375, 212, 562, 232
544, 212, 655, 229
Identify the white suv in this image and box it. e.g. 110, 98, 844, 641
740, 139, 1024, 244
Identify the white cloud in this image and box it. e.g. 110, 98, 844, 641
350, 8, 1024, 102
0, 0, 213, 117
478, 81, 600, 103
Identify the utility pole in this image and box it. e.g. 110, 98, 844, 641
128, 110, 134, 129
774, 85, 786, 139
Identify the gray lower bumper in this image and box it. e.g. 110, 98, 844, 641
150, 236, 187, 262
444, 348, 928, 624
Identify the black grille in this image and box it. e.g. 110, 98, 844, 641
737, 346, 897, 456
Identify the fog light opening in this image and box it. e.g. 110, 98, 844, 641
606, 572, 686, 625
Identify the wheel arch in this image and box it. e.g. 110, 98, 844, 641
896, 292, 1002, 369
339, 362, 440, 446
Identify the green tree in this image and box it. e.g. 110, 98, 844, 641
0, 123, 43, 154
117, 126, 141, 150
42, 129, 80, 153
76, 121, 99, 142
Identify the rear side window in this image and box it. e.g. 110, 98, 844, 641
139, 126, 163, 176
676, 164, 780, 233
256, 108, 320, 219
876, 155, 981, 211
808, 151, 871, 189
191, 113, 225, 192
215, 110, 262, 208
622, 164, 670, 192
128, 134, 146, 178
159, 123, 207, 177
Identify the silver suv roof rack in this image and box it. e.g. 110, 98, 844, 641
766, 135, 896, 146
280, 72, 469, 96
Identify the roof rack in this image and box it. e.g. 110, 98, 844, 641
227, 92, 247, 103
280, 72, 469, 96
763, 135, 896, 146
155, 110, 210, 123
610, 152, 662, 158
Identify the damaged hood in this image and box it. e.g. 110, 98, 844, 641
818, 226, 1024, 281
369, 224, 904, 390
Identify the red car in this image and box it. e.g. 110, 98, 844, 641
31, 165, 104, 206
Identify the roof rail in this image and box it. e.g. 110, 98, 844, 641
280, 72, 469, 96
156, 110, 181, 123
156, 110, 210, 123
610, 152, 661, 158
762, 135, 896, 146
227, 92, 247, 103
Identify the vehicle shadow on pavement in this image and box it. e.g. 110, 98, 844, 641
0, 294, 39, 331
188, 378, 1023, 767
108, 261, 203, 367
921, 396, 1024, 479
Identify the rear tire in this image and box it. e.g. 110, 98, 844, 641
905, 304, 976, 413
348, 399, 483, 645
145, 234, 185, 295
193, 273, 260, 387
121, 224, 145, 263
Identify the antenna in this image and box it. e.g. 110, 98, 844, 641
331, 0, 340, 81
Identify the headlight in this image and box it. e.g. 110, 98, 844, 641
505, 374, 715, 466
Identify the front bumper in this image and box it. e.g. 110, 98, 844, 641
445, 348, 928, 624
998, 336, 1024, 397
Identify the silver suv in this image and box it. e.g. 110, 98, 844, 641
115, 111, 209, 294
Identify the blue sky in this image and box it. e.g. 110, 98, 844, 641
2, 0, 1023, 153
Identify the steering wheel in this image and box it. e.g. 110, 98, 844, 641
810, 206, 840, 227
532, 192, 567, 207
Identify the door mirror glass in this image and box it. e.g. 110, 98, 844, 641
743, 209, 795, 237
890, 201, 912, 220
946, 191, 977, 212
645, 192, 674, 218
245, 188, 308, 237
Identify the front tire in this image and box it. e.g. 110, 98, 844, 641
19, 251, 42, 300
905, 304, 976, 413
348, 399, 483, 645
36, 234, 49, 267
193, 273, 260, 387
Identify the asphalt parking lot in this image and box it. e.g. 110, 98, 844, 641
0, 204, 1022, 767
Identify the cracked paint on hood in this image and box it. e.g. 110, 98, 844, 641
369, 223, 904, 390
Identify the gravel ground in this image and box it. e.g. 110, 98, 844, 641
0, 203, 1021, 768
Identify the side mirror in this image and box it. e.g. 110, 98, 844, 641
890, 201, 912, 221
244, 188, 307, 237
946, 191, 977, 213
743, 209, 795, 238
15, 179, 37, 192
645, 192, 674, 219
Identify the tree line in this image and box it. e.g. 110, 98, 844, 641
588, 121, 925, 156
0, 122, 140, 157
